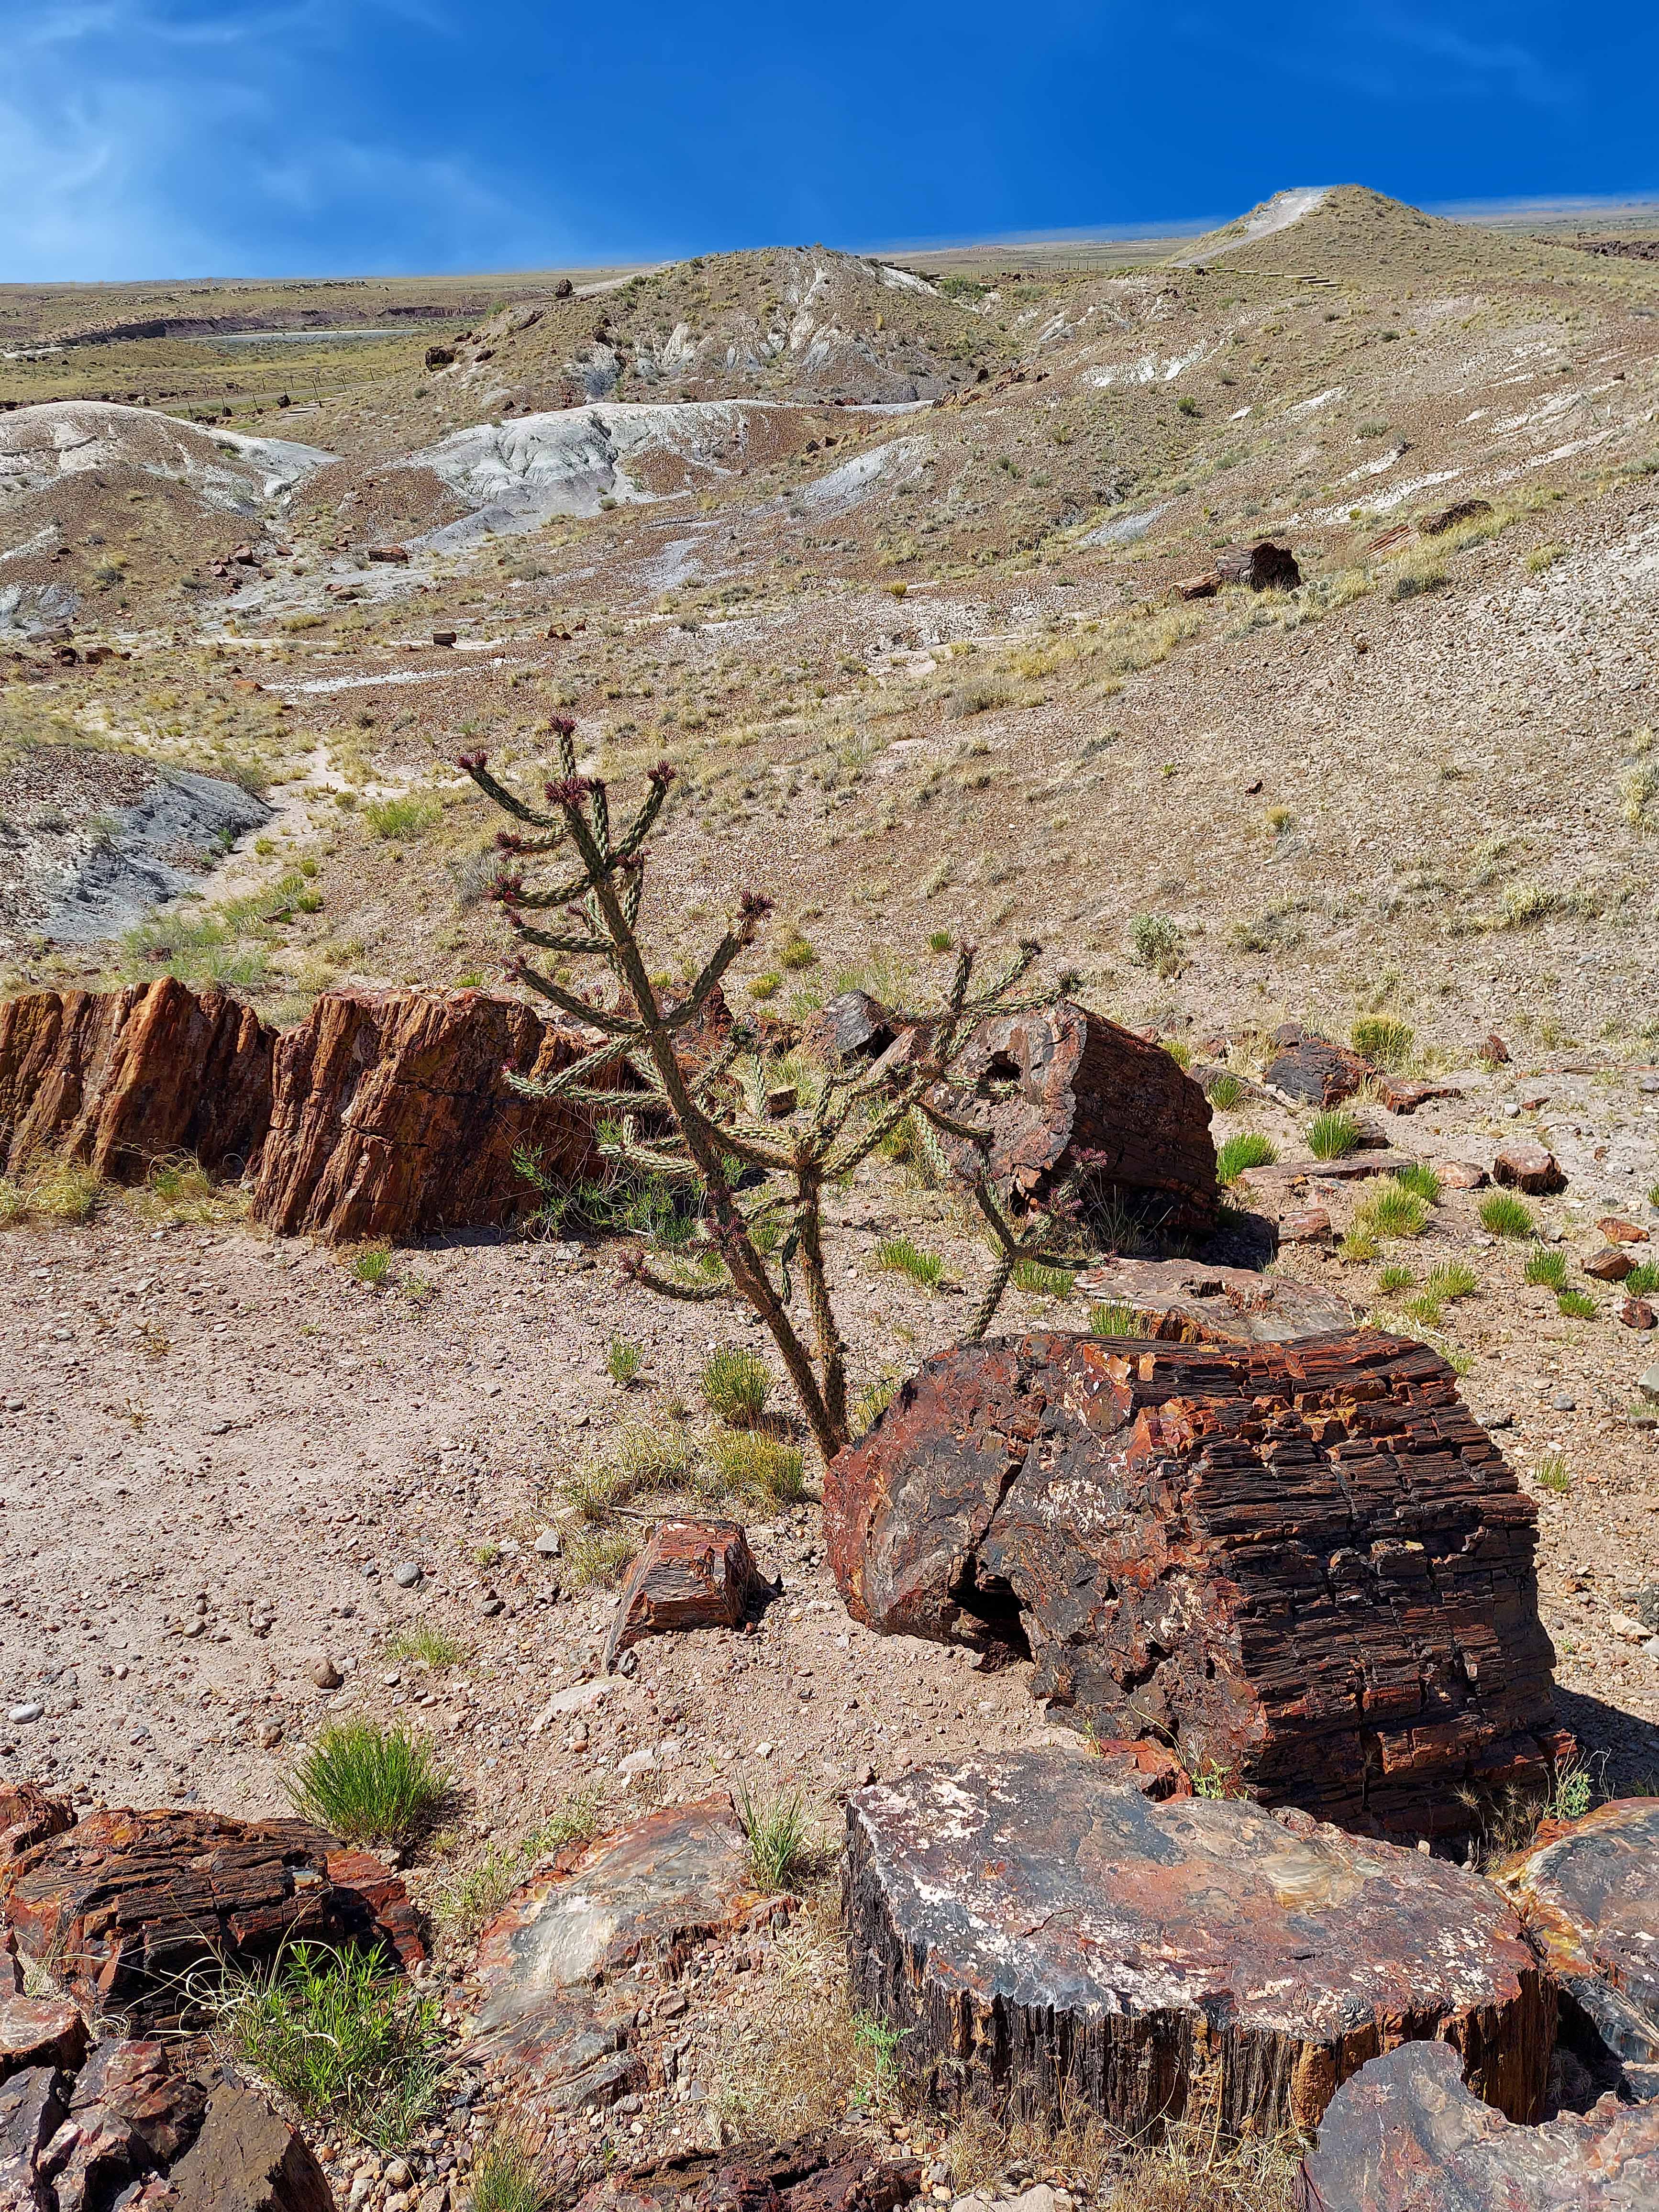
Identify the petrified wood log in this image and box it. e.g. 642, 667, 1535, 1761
1294, 2038, 1659, 2212
1074, 1256, 1354, 1344
1217, 540, 1302, 591
574, 2136, 922, 2212
0, 979, 273, 1181
166, 2078, 335, 2212
823, 1331, 1565, 1837
250, 987, 606, 1244
843, 1755, 1553, 2136
929, 999, 1217, 1234
602, 1520, 773, 1671
1, 1809, 421, 2029
1263, 1023, 1372, 1107
1492, 1141, 1566, 1194
1493, 1799, 1659, 2101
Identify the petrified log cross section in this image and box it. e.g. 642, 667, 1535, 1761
824, 1331, 1565, 1836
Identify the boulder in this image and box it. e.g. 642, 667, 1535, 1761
166, 2079, 334, 2212
0, 1997, 87, 2084
1239, 1150, 1424, 1190
928, 1000, 1218, 1235
1374, 1080, 1462, 1116
1073, 1257, 1354, 1344
250, 987, 605, 1244
1263, 1023, 1372, 1107
0, 980, 273, 1182
843, 1754, 1552, 2135
1216, 541, 1302, 591
1, 1809, 420, 2030
602, 1520, 774, 1671
1294, 2038, 1659, 2212
1493, 1799, 1659, 2101
823, 1331, 1566, 1836
1279, 1207, 1333, 1245
800, 990, 897, 1066
1493, 1142, 1565, 1194
470, 1793, 785, 2112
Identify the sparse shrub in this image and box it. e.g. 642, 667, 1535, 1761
563, 1424, 691, 1521
780, 933, 817, 970
701, 1345, 773, 1426
471, 2134, 552, 2212
1622, 761, 1659, 829
1215, 1132, 1276, 1183
0, 1155, 104, 1226
1626, 1260, 1659, 1297
1524, 1247, 1569, 1289
1389, 551, 1447, 601
1378, 1263, 1416, 1294
876, 1236, 944, 1290
362, 794, 442, 840
736, 1782, 810, 1891
926, 928, 953, 952
1130, 911, 1185, 976
1556, 1289, 1598, 1319
351, 1242, 393, 1286
1500, 881, 1558, 929
852, 1376, 899, 1435
1351, 1015, 1414, 1069
1525, 542, 1565, 574
704, 1428, 807, 1506
1307, 1110, 1360, 1161
286, 1721, 448, 1846
435, 1791, 602, 1945
1427, 1260, 1479, 1301
563, 1526, 637, 1590
748, 971, 782, 1000
1163, 1038, 1193, 1069
1339, 1226, 1381, 1264
945, 676, 1016, 720
1206, 1070, 1245, 1110
1481, 1190, 1536, 1238
605, 1337, 644, 1385
1089, 1299, 1139, 1337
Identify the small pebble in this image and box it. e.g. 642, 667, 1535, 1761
392, 1562, 422, 1589
311, 1657, 343, 1690
7, 1702, 43, 1725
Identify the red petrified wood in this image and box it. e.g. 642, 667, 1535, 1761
603, 1519, 773, 1671
824, 1330, 1566, 1837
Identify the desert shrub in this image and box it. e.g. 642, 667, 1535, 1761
1215, 1132, 1275, 1184
1536, 1450, 1572, 1493
471, 2135, 552, 2212
926, 928, 953, 952
1426, 1260, 1479, 1301
215, 1943, 442, 2152
1626, 1260, 1659, 1296
1378, 1263, 1416, 1294
876, 1236, 944, 1289
701, 1346, 774, 1426
749, 971, 781, 1000
1481, 1191, 1536, 1238
852, 1375, 900, 1435
351, 1242, 393, 1286
563, 1526, 637, 1590
1500, 881, 1558, 929
945, 675, 1016, 719
736, 1782, 811, 1891
1307, 1110, 1360, 1160
1089, 1300, 1139, 1337
1523, 1246, 1569, 1289
1556, 1289, 1598, 1319
1130, 911, 1185, 976
286, 1722, 448, 1846
362, 794, 442, 840
563, 1423, 692, 1521
435, 1791, 602, 1945
703, 1428, 807, 1506
384, 1624, 467, 1670
1351, 1015, 1414, 1069
604, 1337, 644, 1385
0, 1155, 104, 1226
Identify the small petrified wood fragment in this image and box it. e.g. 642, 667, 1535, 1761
823, 1331, 1565, 1836
843, 1754, 1552, 2135
1074, 1256, 1353, 1344
603, 1519, 773, 1671
1294, 2038, 1659, 2212
1, 1809, 420, 2029
1493, 1798, 1659, 2100
1263, 1022, 1372, 1107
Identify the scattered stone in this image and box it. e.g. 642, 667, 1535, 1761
1493, 1797, 1659, 2101
1277, 1206, 1333, 1245
1437, 1160, 1487, 1190
1583, 1246, 1635, 1282
431, 630, 456, 647
802, 990, 896, 1066
1477, 1033, 1511, 1065
1373, 1079, 1462, 1115
1073, 1256, 1354, 1343
0, 1992, 89, 2081
844, 1753, 1552, 2134
1550, 1392, 1577, 1411
1599, 1217, 1650, 1244
572, 2136, 922, 2212
1215, 540, 1301, 591
1493, 1141, 1566, 1194
4, 1705, 42, 1727
1419, 496, 1493, 536
391, 1561, 423, 1589
602, 1519, 774, 1671
1641, 1366, 1659, 1404
1172, 569, 1220, 599
1, 1808, 422, 2026
367, 544, 409, 564
824, 1330, 1566, 1836
1295, 2038, 1659, 2212
311, 1657, 343, 1690
1262, 1023, 1371, 1107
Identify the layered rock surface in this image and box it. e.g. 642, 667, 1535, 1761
843, 1754, 1553, 2134
824, 1330, 1565, 1835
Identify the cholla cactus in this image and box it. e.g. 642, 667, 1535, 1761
459, 722, 1075, 1461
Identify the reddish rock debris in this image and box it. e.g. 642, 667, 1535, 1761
572, 2137, 922, 2212
823, 1330, 1566, 1836
603, 1519, 774, 1671
1216, 540, 1302, 591
1599, 1216, 1650, 1244
844, 1754, 1553, 2135
1492, 1141, 1566, 1194
1621, 1298, 1658, 1330
1073, 1256, 1354, 1344
0, 1993, 88, 2083
1263, 1023, 1373, 1108
1582, 1245, 1635, 1282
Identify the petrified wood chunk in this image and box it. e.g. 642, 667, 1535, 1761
1074, 1256, 1354, 1344
1420, 497, 1494, 537
823, 1331, 1565, 1836
0, 979, 273, 1180
573, 2136, 922, 2212
929, 999, 1217, 1234
1492, 1141, 1565, 1194
0, 1785, 72, 1867
843, 1755, 1552, 2136
1263, 1023, 1371, 1107
1294, 2038, 1659, 2212
0, 1995, 88, 2084
801, 990, 897, 1066
1493, 1799, 1659, 2101
602, 1520, 773, 1671
1217, 540, 1302, 591
250, 987, 605, 1244
1, 1809, 420, 2029
166, 2078, 335, 2212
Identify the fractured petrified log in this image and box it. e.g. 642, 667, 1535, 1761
602, 1520, 773, 1671
166, 2078, 335, 2212
1217, 540, 1301, 591
0, 1808, 421, 2030
801, 990, 896, 1066
1419, 497, 1494, 538
822, 1331, 1566, 1837
250, 987, 605, 1244
573, 2137, 922, 2212
0, 1994, 88, 2084
1294, 2038, 1659, 2212
843, 1754, 1553, 2135
929, 999, 1217, 1234
1074, 1256, 1354, 1343
1263, 1022, 1372, 1107
1493, 1798, 1659, 2101
1492, 1141, 1565, 1194
0, 978, 273, 1181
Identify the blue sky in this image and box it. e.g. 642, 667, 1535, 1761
2, 2, 1655, 281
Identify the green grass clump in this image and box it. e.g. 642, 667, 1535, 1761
286, 1722, 448, 1847
701, 1345, 773, 1427
1524, 1246, 1569, 1289
1355, 1180, 1429, 1239
563, 1526, 637, 1590
362, 794, 442, 839
435, 1791, 603, 1944
749, 971, 781, 1001
1378, 1264, 1416, 1294
1013, 1259, 1076, 1299
1206, 1070, 1245, 1111
1215, 1132, 1276, 1184
384, 1624, 467, 1670
1481, 1190, 1536, 1238
1536, 1450, 1572, 1493
1307, 1109, 1361, 1161
562, 1423, 691, 1521
1392, 1161, 1441, 1205
1625, 1260, 1659, 1296
704, 1427, 807, 1507
925, 928, 953, 952
471, 2134, 552, 2212
780, 933, 817, 971
0, 1154, 104, 1227
1089, 1300, 1140, 1338
351, 1242, 393, 1285
876, 1236, 944, 1290
1351, 1015, 1415, 1070
736, 1782, 810, 1891
604, 1337, 644, 1385
1426, 1260, 1479, 1302
1556, 1289, 1599, 1319
216, 1943, 443, 2152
